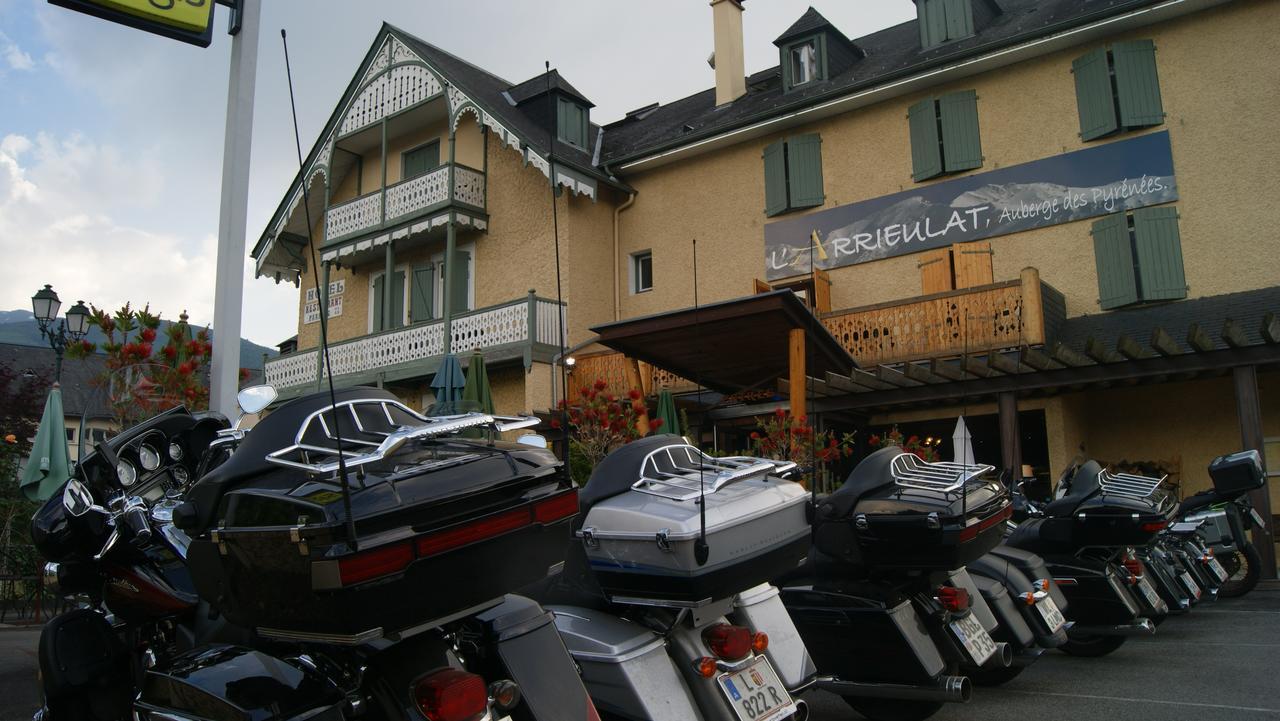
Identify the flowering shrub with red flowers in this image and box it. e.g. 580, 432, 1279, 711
553, 379, 662, 477
748, 409, 856, 488
68, 305, 220, 429
865, 425, 938, 461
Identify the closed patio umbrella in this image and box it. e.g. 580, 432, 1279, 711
952, 416, 976, 467
462, 351, 495, 414
20, 385, 72, 502
655, 389, 681, 437
430, 354, 467, 415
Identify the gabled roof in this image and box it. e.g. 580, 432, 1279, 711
600, 0, 1176, 167
774, 6, 836, 46
508, 69, 595, 108
0, 343, 113, 420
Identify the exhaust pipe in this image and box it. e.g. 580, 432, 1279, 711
790, 699, 809, 721
1069, 618, 1156, 637
984, 642, 1013, 669
814, 675, 972, 703
1011, 646, 1045, 668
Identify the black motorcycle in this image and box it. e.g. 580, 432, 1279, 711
1175, 449, 1270, 598
32, 386, 600, 721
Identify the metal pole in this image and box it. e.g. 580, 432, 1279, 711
210, 0, 260, 417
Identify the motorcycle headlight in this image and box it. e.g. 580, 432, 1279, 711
117, 460, 137, 487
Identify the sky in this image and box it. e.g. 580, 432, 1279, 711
0, 0, 915, 348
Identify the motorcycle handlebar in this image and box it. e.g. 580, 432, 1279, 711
122, 504, 152, 546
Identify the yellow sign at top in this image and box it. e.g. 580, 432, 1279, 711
87, 0, 213, 34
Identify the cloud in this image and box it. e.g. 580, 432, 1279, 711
1, 30, 34, 70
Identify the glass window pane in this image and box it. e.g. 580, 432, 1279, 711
634, 252, 652, 292
1264, 438, 1280, 477
790, 42, 817, 86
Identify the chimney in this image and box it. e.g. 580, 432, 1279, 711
711, 0, 746, 106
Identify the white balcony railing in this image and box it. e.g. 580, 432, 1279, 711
264, 295, 565, 390
324, 163, 486, 244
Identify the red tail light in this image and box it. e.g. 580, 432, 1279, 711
417, 508, 530, 558
1141, 520, 1168, 533
703, 624, 753, 661
338, 541, 414, 586
413, 668, 487, 721
1123, 557, 1144, 581
936, 586, 970, 613
958, 505, 1012, 543
533, 489, 579, 524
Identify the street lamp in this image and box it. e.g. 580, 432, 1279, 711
31, 285, 91, 383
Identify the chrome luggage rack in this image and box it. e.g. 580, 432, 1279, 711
1097, 468, 1166, 499
632, 444, 796, 501
890, 453, 994, 493
264, 397, 540, 475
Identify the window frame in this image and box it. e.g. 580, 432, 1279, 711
1263, 437, 1279, 477
556, 97, 589, 149
401, 140, 441, 181
631, 250, 653, 294
781, 35, 827, 93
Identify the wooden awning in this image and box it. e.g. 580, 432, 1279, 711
590, 290, 855, 395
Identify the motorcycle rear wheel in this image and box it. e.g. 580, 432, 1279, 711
844, 697, 944, 721
1217, 543, 1261, 598
1059, 633, 1126, 657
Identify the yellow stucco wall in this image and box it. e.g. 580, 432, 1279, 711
617, 0, 1280, 321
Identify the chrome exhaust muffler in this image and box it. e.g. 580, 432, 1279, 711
814, 674, 972, 703
1069, 618, 1156, 637
982, 642, 1013, 669
790, 698, 809, 721
1011, 646, 1045, 667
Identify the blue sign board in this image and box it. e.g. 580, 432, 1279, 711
764, 131, 1178, 280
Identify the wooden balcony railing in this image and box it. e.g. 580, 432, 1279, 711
567, 352, 698, 400
324, 162, 486, 246
820, 267, 1064, 367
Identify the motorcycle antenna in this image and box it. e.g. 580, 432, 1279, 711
281, 29, 358, 551
807, 233, 818, 507
545, 61, 571, 470
691, 237, 710, 567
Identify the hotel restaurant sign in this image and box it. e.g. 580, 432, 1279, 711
764, 131, 1178, 280
49, 0, 217, 47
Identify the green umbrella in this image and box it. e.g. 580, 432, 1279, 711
655, 389, 681, 437
461, 351, 495, 414
429, 354, 467, 415
20, 385, 72, 502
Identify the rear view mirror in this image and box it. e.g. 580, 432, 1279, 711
237, 385, 278, 416
63, 479, 105, 517
517, 434, 548, 449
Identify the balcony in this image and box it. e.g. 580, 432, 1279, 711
324, 163, 486, 247
265, 294, 564, 394
821, 268, 1064, 367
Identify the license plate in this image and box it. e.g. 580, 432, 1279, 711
1035, 595, 1066, 633
717, 655, 796, 721
1136, 576, 1162, 608
1179, 571, 1202, 599
1207, 556, 1229, 582
950, 612, 997, 666
1249, 508, 1266, 529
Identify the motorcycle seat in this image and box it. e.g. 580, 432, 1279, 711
1002, 518, 1073, 555
1178, 491, 1219, 517
1042, 496, 1081, 518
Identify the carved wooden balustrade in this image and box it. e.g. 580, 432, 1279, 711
324, 162, 486, 245
567, 352, 699, 400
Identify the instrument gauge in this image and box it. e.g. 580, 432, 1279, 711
168, 442, 184, 462
117, 460, 138, 487
172, 466, 190, 485
139, 445, 162, 471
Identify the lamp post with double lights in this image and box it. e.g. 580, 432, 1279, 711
31, 284, 91, 384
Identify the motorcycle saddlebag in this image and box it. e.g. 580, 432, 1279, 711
1208, 450, 1266, 496
39, 609, 131, 717
135, 645, 344, 721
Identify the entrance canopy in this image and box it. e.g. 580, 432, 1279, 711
590, 290, 854, 396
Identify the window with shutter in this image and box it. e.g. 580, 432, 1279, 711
918, 247, 954, 294
388, 271, 406, 330
786, 134, 824, 209
952, 240, 993, 289
371, 274, 384, 331
450, 249, 471, 312
763, 140, 789, 217
939, 91, 982, 172
1073, 41, 1163, 142
909, 98, 943, 182
1072, 48, 1118, 141
918, 0, 975, 48
557, 99, 589, 148
1132, 206, 1186, 301
1092, 213, 1140, 309
402, 141, 440, 180
411, 264, 435, 322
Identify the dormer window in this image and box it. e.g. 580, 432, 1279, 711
557, 98, 589, 149
782, 35, 826, 92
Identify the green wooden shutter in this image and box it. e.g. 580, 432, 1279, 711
908, 98, 943, 182
1112, 40, 1164, 128
942, 0, 974, 40
786, 134, 824, 209
939, 90, 982, 172
1092, 213, 1138, 310
1132, 206, 1186, 301
763, 140, 788, 216
404, 143, 439, 178
450, 250, 471, 312
372, 274, 385, 330
388, 271, 405, 330
918, 0, 948, 48
1073, 48, 1118, 141
411, 264, 435, 322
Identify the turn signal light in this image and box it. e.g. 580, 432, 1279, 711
1020, 592, 1037, 606
935, 586, 970, 613
752, 632, 769, 653
1032, 578, 1053, 593
703, 624, 753, 661
694, 657, 719, 678
488, 679, 521, 712
413, 668, 487, 721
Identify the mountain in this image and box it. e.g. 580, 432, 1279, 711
0, 314, 277, 370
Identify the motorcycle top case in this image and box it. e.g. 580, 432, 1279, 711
1040, 461, 1176, 548
1208, 450, 1266, 496
812, 447, 1011, 571
184, 388, 577, 638
575, 435, 810, 604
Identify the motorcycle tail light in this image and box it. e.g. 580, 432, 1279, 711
413, 668, 488, 721
694, 656, 719, 678
532, 489, 579, 524
752, 632, 769, 653
338, 541, 414, 586
935, 586, 970, 613
703, 624, 752, 661
1141, 520, 1168, 533
1122, 557, 1144, 581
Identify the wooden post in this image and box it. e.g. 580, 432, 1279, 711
789, 328, 806, 419
1020, 267, 1044, 346
625, 357, 651, 436
998, 392, 1022, 476
1233, 365, 1277, 578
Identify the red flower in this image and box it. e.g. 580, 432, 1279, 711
550, 418, 561, 430
650, 418, 664, 430
162, 345, 177, 360
867, 434, 881, 446
579, 388, 590, 399
593, 379, 608, 391
140, 328, 157, 343
138, 343, 153, 358
750, 432, 760, 440
774, 408, 786, 418
627, 389, 641, 400
907, 435, 920, 445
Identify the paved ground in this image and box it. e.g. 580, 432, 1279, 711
2, 581, 1276, 720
